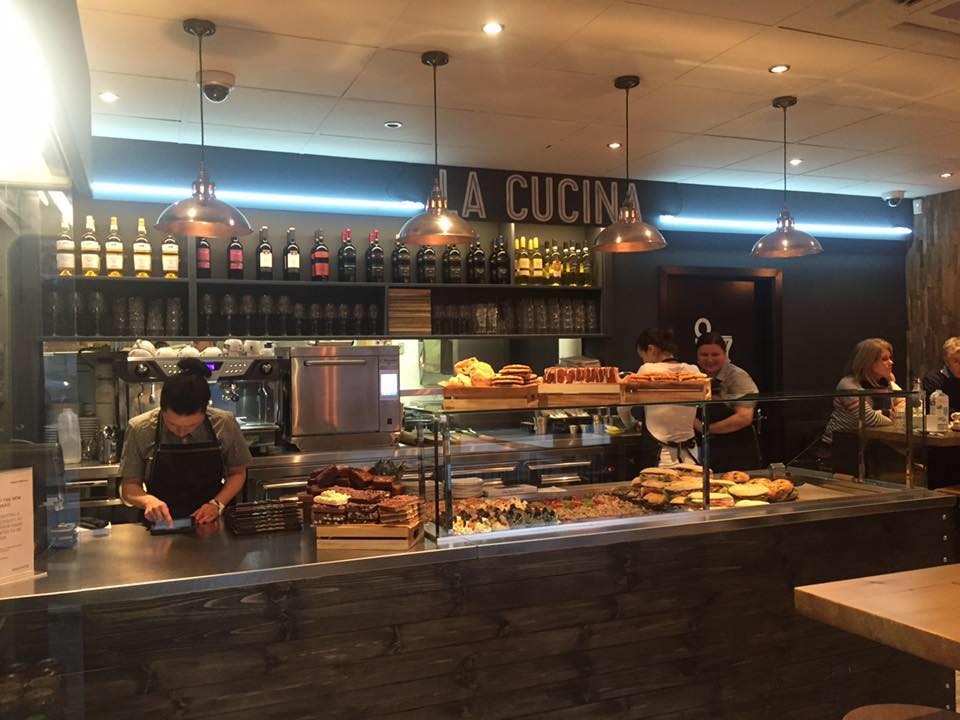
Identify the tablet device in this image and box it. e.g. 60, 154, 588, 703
149, 517, 195, 535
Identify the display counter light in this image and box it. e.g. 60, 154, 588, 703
657, 214, 912, 239
92, 181, 425, 217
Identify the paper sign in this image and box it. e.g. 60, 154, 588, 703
0, 467, 34, 585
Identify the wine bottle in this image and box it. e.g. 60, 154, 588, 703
392, 236, 411, 283
132, 217, 152, 278
549, 241, 562, 286
310, 229, 329, 282
105, 216, 124, 277
337, 228, 357, 282
530, 236, 544, 285
365, 229, 384, 282
80, 216, 101, 277
283, 227, 300, 281
442, 244, 462, 283
472, 241, 486, 283
256, 226, 273, 281
567, 242, 580, 287
516, 236, 530, 285
417, 244, 437, 283
578, 242, 592, 287
161, 234, 180, 279
55, 218, 75, 277
196, 237, 212, 278
227, 236, 244, 280
492, 235, 510, 285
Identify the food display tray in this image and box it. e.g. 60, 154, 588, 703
538, 383, 622, 407
315, 522, 424, 550
442, 384, 539, 410
620, 382, 711, 403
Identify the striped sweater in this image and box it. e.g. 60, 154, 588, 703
822, 375, 901, 442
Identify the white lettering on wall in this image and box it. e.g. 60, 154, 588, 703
531, 176, 554, 222
595, 181, 618, 226
581, 179, 591, 225
461, 171, 487, 219
557, 178, 579, 223
506, 175, 529, 221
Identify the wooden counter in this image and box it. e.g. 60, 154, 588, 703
865, 425, 960, 448
796, 564, 960, 670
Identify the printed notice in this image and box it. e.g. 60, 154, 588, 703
0, 467, 34, 585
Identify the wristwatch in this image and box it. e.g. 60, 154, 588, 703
208, 498, 225, 515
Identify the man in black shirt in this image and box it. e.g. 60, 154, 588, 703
923, 336, 960, 414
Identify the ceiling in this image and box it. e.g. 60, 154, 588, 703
77, 0, 960, 198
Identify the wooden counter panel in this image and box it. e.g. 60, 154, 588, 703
1, 506, 954, 719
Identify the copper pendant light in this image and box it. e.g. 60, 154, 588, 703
594, 75, 666, 253
155, 19, 251, 238
397, 51, 478, 246
751, 96, 822, 258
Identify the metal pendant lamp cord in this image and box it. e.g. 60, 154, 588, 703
198, 31, 206, 170
781, 104, 787, 206
432, 61, 439, 174
624, 84, 631, 182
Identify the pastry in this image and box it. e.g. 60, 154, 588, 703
722, 470, 751, 483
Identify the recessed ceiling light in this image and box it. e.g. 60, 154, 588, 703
607, 141, 622, 149
789, 157, 803, 166
482, 21, 504, 35
768, 64, 790, 74
98, 90, 119, 103
940, 171, 953, 178
384, 121, 403, 129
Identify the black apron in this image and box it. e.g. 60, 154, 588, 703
701, 381, 762, 473
146, 412, 225, 519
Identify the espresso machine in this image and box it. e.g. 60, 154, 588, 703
115, 356, 284, 450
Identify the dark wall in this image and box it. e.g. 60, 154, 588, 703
606, 232, 909, 394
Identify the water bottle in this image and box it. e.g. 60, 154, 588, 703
57, 408, 81, 464
931, 389, 949, 432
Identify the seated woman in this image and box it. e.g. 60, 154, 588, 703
694, 332, 762, 472
620, 328, 700, 468
821, 337, 905, 477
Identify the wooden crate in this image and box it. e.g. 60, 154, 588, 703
316, 522, 424, 550
620, 381, 711, 404
538, 383, 621, 408
442, 384, 539, 410
387, 288, 432, 335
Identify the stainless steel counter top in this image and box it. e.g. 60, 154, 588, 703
0, 479, 952, 610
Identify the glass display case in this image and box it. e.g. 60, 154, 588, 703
403, 388, 934, 544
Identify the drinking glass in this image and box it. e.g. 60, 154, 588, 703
89, 291, 106, 336
573, 299, 586, 334
112, 296, 128, 336
351, 303, 365, 335
128, 296, 145, 337
585, 299, 599, 334
500, 301, 515, 334
292, 302, 306, 336
474, 303, 487, 335
241, 294, 256, 336
560, 298, 574, 333
366, 303, 379, 335
258, 294, 274, 336
431, 303, 445, 334
309, 303, 322, 336
199, 293, 215, 336
486, 302, 499, 334
336, 303, 349, 336
220, 293, 236, 336
547, 296, 561, 333
534, 298, 548, 334
166, 297, 183, 336
276, 295, 292, 336
46, 289, 60, 336
323, 302, 336, 336
147, 298, 164, 337
458, 305, 471, 335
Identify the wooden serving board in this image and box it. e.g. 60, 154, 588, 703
620, 382, 711, 403
442, 384, 539, 410
539, 383, 621, 394
316, 522, 424, 550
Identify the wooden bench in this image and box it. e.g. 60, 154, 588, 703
843, 705, 957, 720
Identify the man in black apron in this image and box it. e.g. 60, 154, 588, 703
120, 359, 251, 525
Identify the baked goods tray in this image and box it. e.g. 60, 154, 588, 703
442, 385, 539, 410
316, 521, 424, 550
620, 383, 711, 402
539, 383, 621, 407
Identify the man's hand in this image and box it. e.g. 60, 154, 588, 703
192, 502, 220, 525
143, 497, 172, 526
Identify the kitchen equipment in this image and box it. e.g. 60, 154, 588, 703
285, 345, 400, 450
97, 426, 119, 464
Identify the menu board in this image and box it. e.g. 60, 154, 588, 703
0, 467, 34, 585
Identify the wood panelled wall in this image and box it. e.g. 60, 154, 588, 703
1, 507, 955, 720
907, 190, 960, 377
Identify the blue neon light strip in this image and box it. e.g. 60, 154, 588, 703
657, 214, 911, 239
91, 181, 425, 217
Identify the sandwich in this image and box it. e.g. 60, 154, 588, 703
727, 483, 770, 502
632, 467, 679, 488
674, 463, 710, 476
686, 491, 735, 509
734, 499, 769, 508
663, 476, 704, 498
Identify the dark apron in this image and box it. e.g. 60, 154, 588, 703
701, 400, 762, 473
146, 413, 225, 519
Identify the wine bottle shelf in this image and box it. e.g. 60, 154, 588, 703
41, 333, 609, 343
42, 275, 189, 286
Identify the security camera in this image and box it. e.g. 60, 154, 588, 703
196, 70, 235, 103
882, 190, 906, 208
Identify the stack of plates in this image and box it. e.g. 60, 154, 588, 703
79, 417, 99, 443
451, 476, 484, 499
225, 499, 303, 535
485, 484, 537, 498
42, 424, 58, 444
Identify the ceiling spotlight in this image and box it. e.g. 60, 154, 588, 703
789, 157, 803, 167
98, 90, 119, 104
768, 64, 790, 74
940, 171, 953, 178
482, 21, 504, 35
384, 121, 403, 129
607, 141, 622, 149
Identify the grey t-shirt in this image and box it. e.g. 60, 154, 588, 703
119, 407, 253, 481
713, 362, 759, 408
